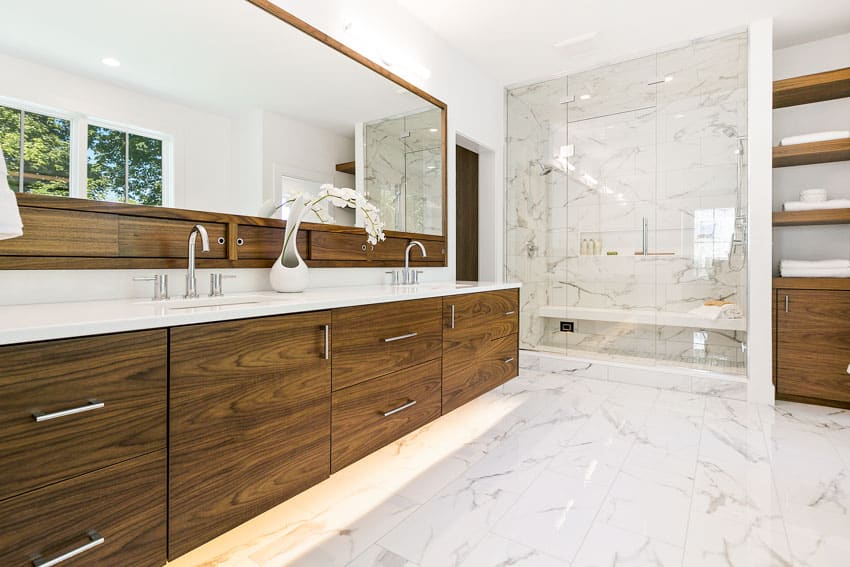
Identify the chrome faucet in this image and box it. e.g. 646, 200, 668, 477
185, 224, 210, 298
401, 240, 427, 285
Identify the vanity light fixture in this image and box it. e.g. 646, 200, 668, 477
101, 57, 121, 67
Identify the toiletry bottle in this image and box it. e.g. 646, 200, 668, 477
593, 239, 602, 255
581, 239, 589, 255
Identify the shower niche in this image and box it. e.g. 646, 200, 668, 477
505, 31, 748, 377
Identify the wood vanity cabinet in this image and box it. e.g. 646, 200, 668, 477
168, 312, 332, 559
0, 330, 167, 567
775, 289, 850, 406
442, 289, 520, 413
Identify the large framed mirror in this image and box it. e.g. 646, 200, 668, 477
0, 0, 447, 268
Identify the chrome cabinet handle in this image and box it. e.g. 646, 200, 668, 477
32, 399, 104, 422
323, 324, 330, 360
450, 304, 456, 329
384, 332, 417, 343
504, 311, 515, 316
504, 357, 515, 364
382, 400, 417, 417
32, 530, 104, 567
784, 295, 789, 313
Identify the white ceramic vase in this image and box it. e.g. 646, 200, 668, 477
270, 196, 309, 293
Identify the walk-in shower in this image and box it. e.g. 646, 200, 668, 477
505, 31, 749, 380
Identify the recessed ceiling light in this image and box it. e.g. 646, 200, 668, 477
664, 75, 674, 82
675, 113, 686, 119
579, 94, 591, 100
429, 128, 438, 133
426, 165, 436, 169
101, 57, 121, 67
553, 32, 597, 48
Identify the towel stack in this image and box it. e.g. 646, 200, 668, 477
783, 188, 850, 212
779, 130, 850, 146
780, 259, 850, 278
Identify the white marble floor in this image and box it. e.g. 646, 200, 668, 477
168, 369, 850, 567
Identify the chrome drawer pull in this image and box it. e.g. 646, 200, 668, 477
323, 324, 330, 360
32, 530, 104, 567
504, 311, 515, 315
384, 332, 418, 343
450, 305, 456, 329
504, 357, 515, 364
32, 399, 104, 422
382, 400, 417, 417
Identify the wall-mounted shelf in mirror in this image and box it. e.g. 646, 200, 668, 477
0, 0, 447, 269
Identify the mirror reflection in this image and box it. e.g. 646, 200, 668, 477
0, 0, 444, 235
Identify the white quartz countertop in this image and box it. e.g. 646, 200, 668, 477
0, 281, 521, 346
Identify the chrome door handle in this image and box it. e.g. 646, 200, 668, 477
384, 332, 417, 343
32, 399, 104, 422
504, 357, 515, 364
382, 400, 417, 417
322, 324, 330, 360
450, 304, 456, 329
32, 530, 104, 567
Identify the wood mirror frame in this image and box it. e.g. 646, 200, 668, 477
0, 0, 448, 270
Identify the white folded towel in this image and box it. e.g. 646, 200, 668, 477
780, 259, 850, 270
0, 147, 23, 240
783, 199, 850, 211
779, 131, 850, 146
780, 268, 850, 278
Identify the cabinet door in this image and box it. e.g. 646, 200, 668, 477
776, 289, 850, 404
169, 312, 331, 559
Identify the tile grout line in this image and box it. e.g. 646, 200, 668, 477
679, 390, 708, 565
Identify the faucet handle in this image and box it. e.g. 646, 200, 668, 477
209, 273, 236, 297
134, 274, 169, 300
414, 270, 424, 284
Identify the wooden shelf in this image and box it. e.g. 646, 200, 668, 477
773, 277, 850, 291
774, 67, 850, 108
335, 161, 355, 175
773, 138, 850, 167
773, 208, 850, 227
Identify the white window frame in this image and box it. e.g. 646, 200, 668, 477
0, 95, 173, 207
85, 117, 173, 208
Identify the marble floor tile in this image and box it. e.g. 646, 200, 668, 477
571, 522, 684, 567
165, 370, 850, 567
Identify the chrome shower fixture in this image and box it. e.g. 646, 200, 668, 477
531, 159, 554, 176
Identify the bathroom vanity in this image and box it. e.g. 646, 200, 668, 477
0, 283, 519, 565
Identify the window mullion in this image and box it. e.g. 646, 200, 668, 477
124, 131, 129, 203
17, 109, 24, 193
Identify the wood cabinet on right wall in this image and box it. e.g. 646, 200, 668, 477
775, 288, 850, 407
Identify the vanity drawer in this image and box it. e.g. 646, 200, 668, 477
332, 297, 443, 390
0, 329, 167, 501
236, 224, 308, 260
118, 217, 227, 258
331, 358, 442, 472
0, 449, 166, 567
310, 231, 369, 261
444, 289, 519, 341
443, 332, 519, 414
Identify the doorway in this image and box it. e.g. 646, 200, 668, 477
455, 145, 479, 280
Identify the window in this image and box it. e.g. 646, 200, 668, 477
87, 124, 163, 206
0, 104, 71, 196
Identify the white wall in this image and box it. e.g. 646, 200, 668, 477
747, 19, 775, 405
1, 1, 505, 304
773, 32, 850, 272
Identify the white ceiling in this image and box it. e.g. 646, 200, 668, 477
397, 0, 850, 86
0, 0, 435, 136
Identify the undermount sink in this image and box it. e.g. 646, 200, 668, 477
155, 295, 280, 310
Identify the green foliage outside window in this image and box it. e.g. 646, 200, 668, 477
0, 104, 70, 196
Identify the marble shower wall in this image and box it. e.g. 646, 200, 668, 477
363, 108, 442, 235
505, 31, 749, 374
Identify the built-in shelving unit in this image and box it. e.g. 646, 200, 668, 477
772, 208, 850, 226
335, 161, 355, 175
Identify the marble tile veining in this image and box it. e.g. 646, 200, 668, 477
167, 369, 850, 567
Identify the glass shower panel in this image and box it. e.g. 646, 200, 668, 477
563, 54, 659, 364
505, 77, 568, 354
654, 32, 748, 374
402, 108, 442, 234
